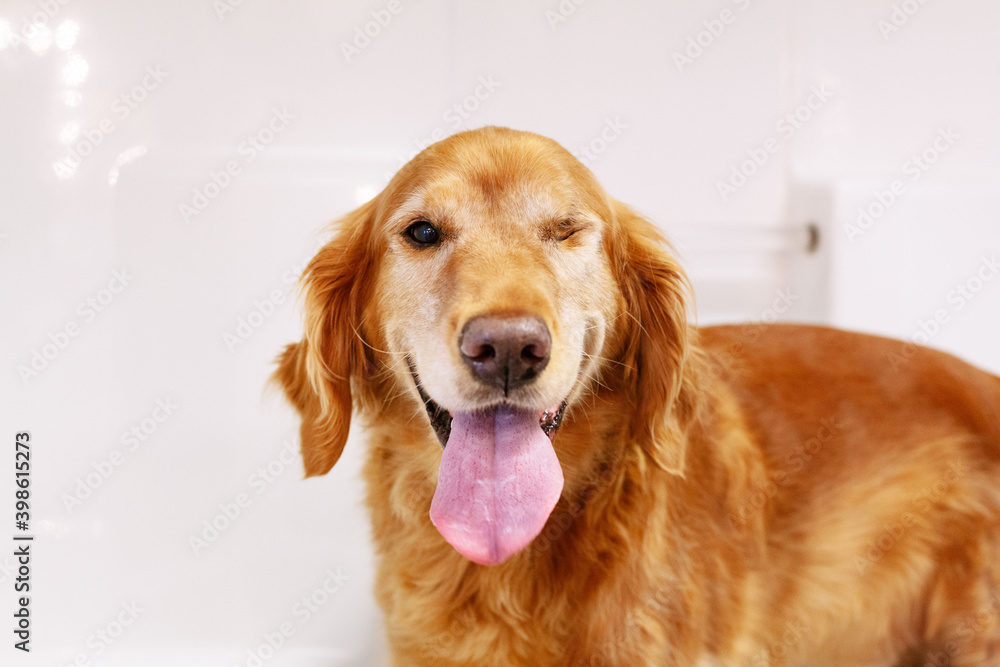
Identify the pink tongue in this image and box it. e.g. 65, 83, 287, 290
429, 405, 564, 565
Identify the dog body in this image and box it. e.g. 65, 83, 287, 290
276, 127, 1000, 666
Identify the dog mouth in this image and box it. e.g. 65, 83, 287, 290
407, 358, 568, 448
407, 357, 569, 566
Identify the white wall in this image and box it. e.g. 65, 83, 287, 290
1, 1, 997, 664
790, 0, 1000, 372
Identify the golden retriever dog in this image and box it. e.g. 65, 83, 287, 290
274, 126, 1000, 666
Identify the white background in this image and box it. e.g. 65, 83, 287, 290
1, 0, 999, 665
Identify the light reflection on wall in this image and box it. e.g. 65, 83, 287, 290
108, 146, 148, 186
0, 15, 90, 180
26, 22, 52, 55
61, 52, 88, 86
55, 18, 78, 51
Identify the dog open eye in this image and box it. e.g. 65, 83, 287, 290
405, 221, 440, 246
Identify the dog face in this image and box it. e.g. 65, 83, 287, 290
275, 126, 692, 564
378, 130, 616, 432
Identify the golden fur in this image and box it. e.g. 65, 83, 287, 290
274, 127, 1000, 666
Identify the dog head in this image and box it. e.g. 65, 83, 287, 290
274, 126, 692, 564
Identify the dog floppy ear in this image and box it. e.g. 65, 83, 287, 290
273, 201, 379, 477
608, 200, 696, 476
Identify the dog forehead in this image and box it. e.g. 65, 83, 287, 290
384, 129, 609, 232
417, 172, 573, 222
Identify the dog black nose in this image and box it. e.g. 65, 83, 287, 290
459, 313, 551, 394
